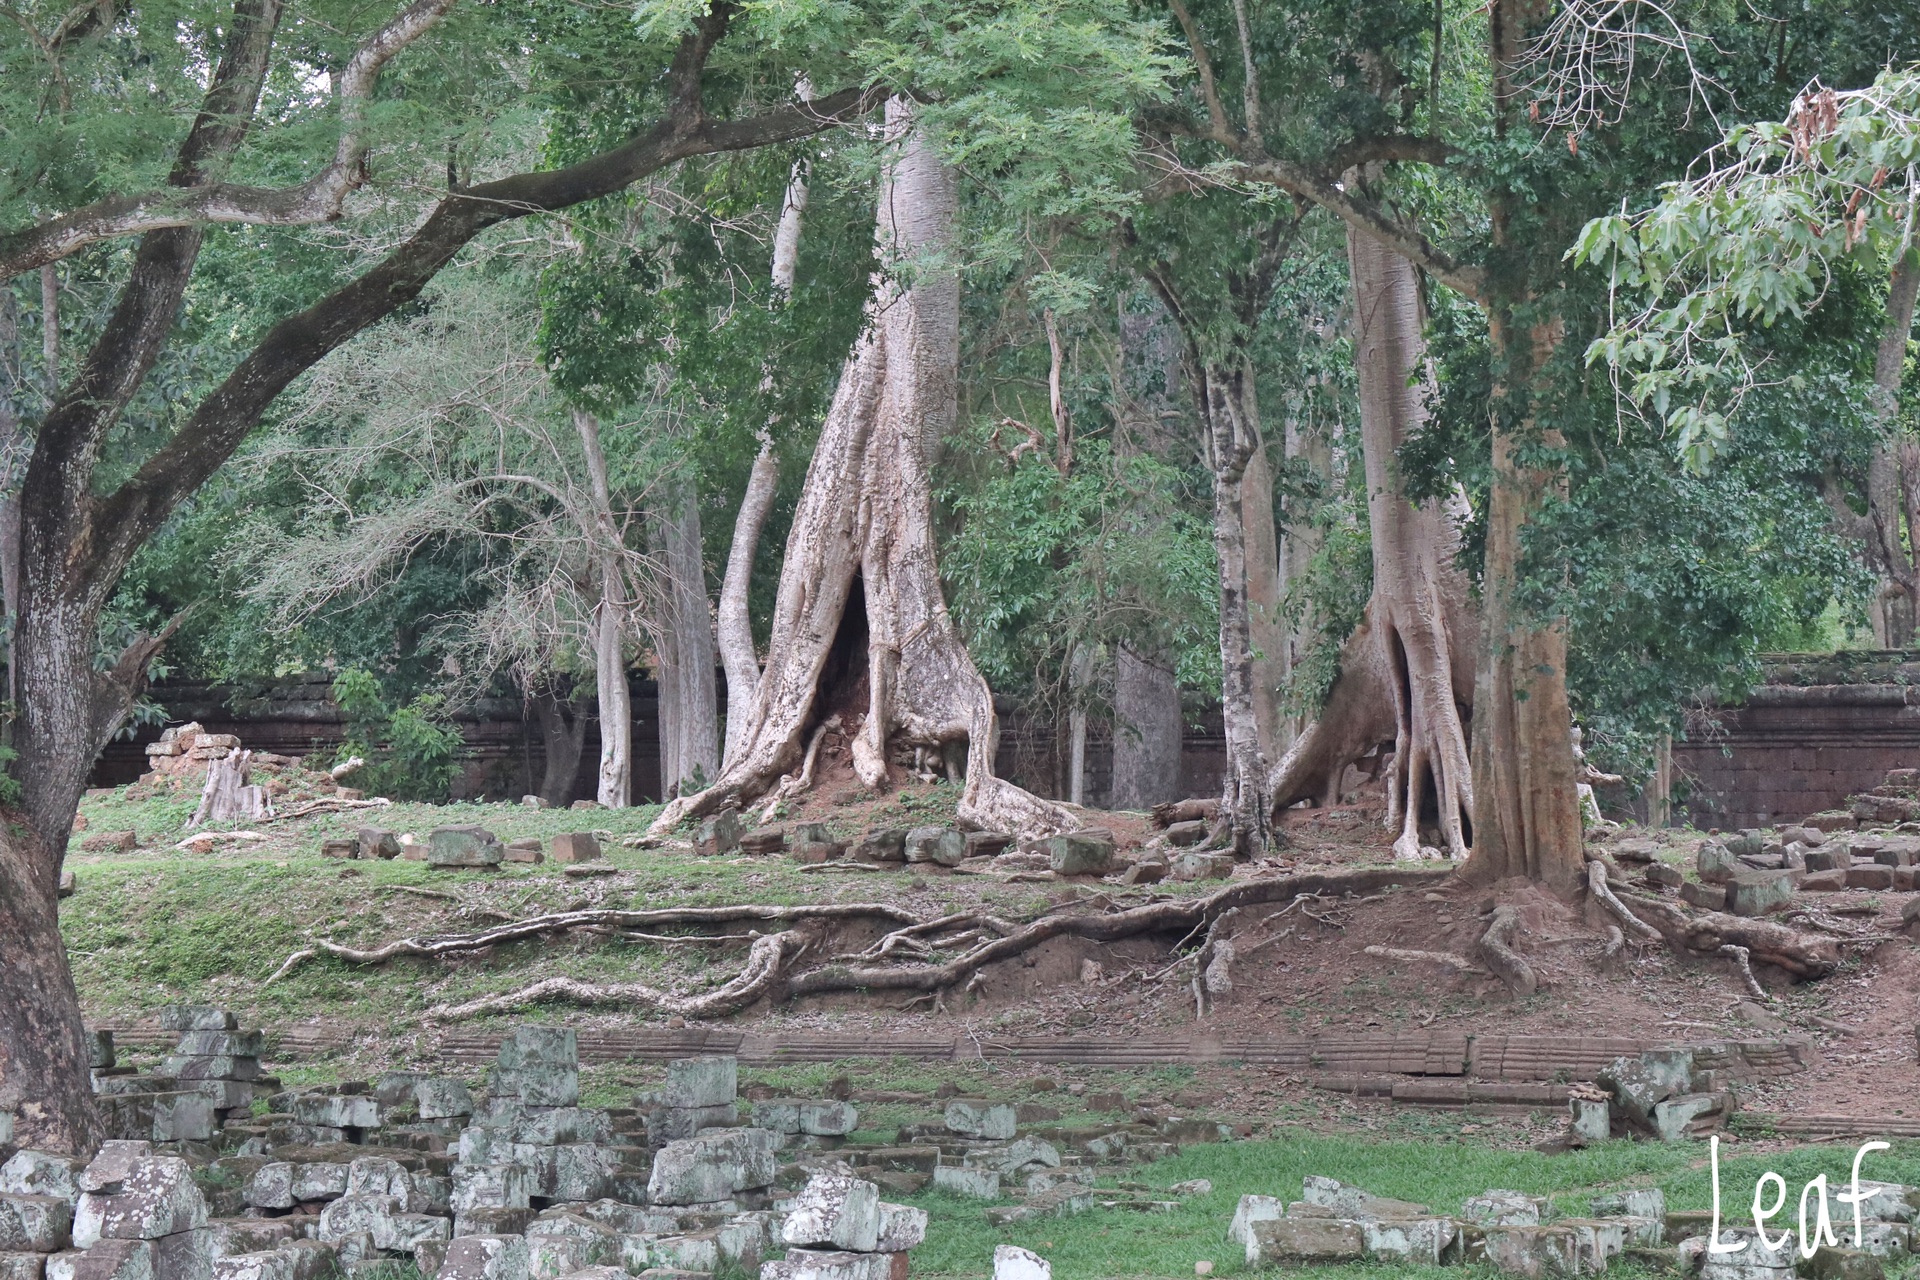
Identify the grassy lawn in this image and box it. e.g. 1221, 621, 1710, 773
902, 1131, 1920, 1278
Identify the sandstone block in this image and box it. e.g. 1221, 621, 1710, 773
1246, 1216, 1365, 1265
1047, 831, 1114, 876
427, 825, 503, 869
943, 1099, 1015, 1140
72, 1158, 206, 1247
550, 833, 601, 864
781, 1172, 880, 1252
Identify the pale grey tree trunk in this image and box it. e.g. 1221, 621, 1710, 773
719, 154, 810, 767
1111, 643, 1181, 809
1065, 641, 1093, 806
653, 484, 719, 797
652, 96, 1076, 836
571, 407, 633, 807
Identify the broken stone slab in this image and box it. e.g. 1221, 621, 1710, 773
962, 1138, 1060, 1176
1598, 1050, 1693, 1130
209, 1251, 298, 1280
763, 1247, 901, 1280
1801, 1246, 1887, 1280
873, 1203, 926, 1252
289, 1162, 349, 1202
73, 1157, 207, 1247
75, 1146, 149, 1199
781, 1172, 881, 1252
504, 838, 544, 864
850, 829, 906, 863
450, 1165, 533, 1213
551, 832, 602, 865
243, 1165, 295, 1211
63, 1238, 154, 1280
1697, 842, 1739, 885
992, 1245, 1050, 1280
489, 1025, 579, 1107
355, 827, 401, 860
646, 1129, 777, 1206
427, 825, 504, 868
1591, 1188, 1665, 1220
1461, 1190, 1549, 1228
662, 1056, 737, 1110
1299, 1175, 1430, 1221
1246, 1216, 1366, 1265
750, 1100, 857, 1137
942, 1099, 1016, 1141
0, 1152, 83, 1202
930, 1166, 1000, 1199
1653, 1093, 1727, 1141
414, 1077, 474, 1121
1047, 831, 1114, 876
290, 1096, 378, 1130
904, 827, 966, 867
1170, 850, 1234, 882
1727, 869, 1798, 917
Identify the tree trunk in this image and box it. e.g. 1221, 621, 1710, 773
719, 155, 811, 767
1269, 234, 1475, 861
651, 96, 1076, 837
653, 485, 720, 797
1461, 315, 1586, 891
1066, 642, 1093, 806
571, 407, 633, 808
1873, 250, 1920, 647
0, 828, 99, 1157
1200, 363, 1275, 856
1242, 422, 1292, 762
1111, 643, 1182, 809
529, 682, 589, 807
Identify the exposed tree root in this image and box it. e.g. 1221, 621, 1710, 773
1363, 944, 1485, 973
341, 866, 1454, 1020
1718, 944, 1767, 1000
430, 931, 802, 1021
263, 903, 917, 985
1478, 905, 1538, 995
1587, 861, 1662, 943
1616, 890, 1844, 980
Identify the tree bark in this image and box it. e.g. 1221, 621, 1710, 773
0, 830, 99, 1156
1268, 233, 1474, 862
1461, 317, 1585, 890
653, 484, 720, 797
571, 407, 633, 808
529, 681, 589, 807
1111, 643, 1182, 809
651, 96, 1077, 837
719, 154, 810, 766
1200, 362, 1276, 856
1866, 250, 1919, 646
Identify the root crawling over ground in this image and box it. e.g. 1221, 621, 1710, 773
266, 867, 1456, 1020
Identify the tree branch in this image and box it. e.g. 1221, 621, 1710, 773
1164, 0, 1240, 151
0, 0, 459, 280
1235, 156, 1486, 301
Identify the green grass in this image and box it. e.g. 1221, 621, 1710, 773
903, 1131, 1920, 1278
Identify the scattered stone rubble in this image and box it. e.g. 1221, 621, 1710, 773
1229, 1173, 1917, 1278
3, 1017, 931, 1280
129, 725, 351, 809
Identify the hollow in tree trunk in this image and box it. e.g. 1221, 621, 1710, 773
650, 96, 1076, 837
1111, 643, 1183, 809
1270, 234, 1475, 861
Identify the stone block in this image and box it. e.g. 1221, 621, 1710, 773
963, 1138, 1059, 1176
662, 1056, 737, 1109
161, 1056, 258, 1084
904, 828, 965, 867
427, 825, 503, 869
646, 1129, 777, 1205
290, 1164, 348, 1203
1800, 870, 1847, 892
0, 1194, 73, 1251
1171, 850, 1233, 881
452, 1207, 532, 1239
929, 1166, 999, 1199
874, 1203, 926, 1252
645, 1103, 736, 1144
290, 1096, 377, 1130
1300, 1175, 1428, 1220
1847, 865, 1895, 890
550, 833, 601, 865
538, 1145, 618, 1202
1, 1153, 83, 1202
1569, 1095, 1610, 1143
1362, 1216, 1457, 1264
1482, 1225, 1583, 1278
943, 1099, 1015, 1140
414, 1077, 474, 1121
1653, 1093, 1726, 1140
489, 1026, 578, 1106
1800, 1246, 1886, 1280
69, 1239, 154, 1280
87, 1033, 116, 1071
1047, 831, 1114, 876
449, 1165, 532, 1213
850, 829, 906, 862
241, 1166, 293, 1212
320, 838, 357, 860
1246, 1216, 1366, 1266
1804, 844, 1853, 872
1229, 1195, 1285, 1246
1591, 1188, 1665, 1220
1462, 1190, 1548, 1228
504, 838, 543, 864
696, 810, 743, 856
992, 1245, 1050, 1280
797, 1102, 859, 1137
1682, 881, 1728, 909
436, 1235, 528, 1280
1727, 869, 1798, 916
173, 1030, 264, 1059
766, 1248, 897, 1280
1644, 863, 1684, 889
72, 1159, 206, 1247
209, 1253, 296, 1280
781, 1172, 880, 1252
356, 828, 400, 860
1698, 842, 1740, 884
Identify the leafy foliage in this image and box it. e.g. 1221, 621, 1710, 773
331, 668, 464, 802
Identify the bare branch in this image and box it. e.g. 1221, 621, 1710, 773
0, 0, 458, 280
